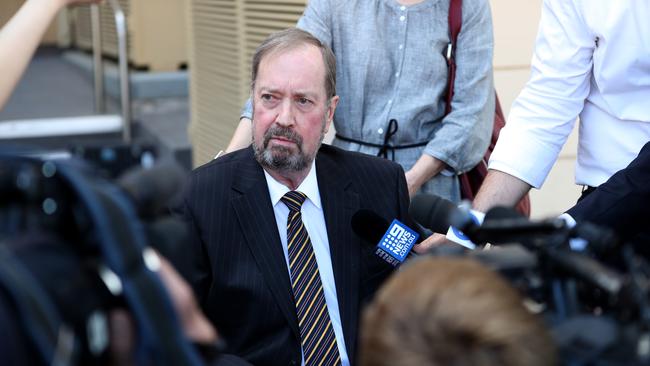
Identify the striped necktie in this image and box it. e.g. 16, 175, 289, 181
281, 191, 341, 366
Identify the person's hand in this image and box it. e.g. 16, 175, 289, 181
404, 169, 423, 198
105, 254, 218, 366
108, 309, 136, 366
413, 232, 453, 254
404, 155, 446, 198
155, 254, 219, 344
225, 117, 254, 153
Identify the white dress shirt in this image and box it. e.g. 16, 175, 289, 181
263, 162, 350, 366
489, 0, 650, 188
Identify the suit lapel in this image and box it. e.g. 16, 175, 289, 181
231, 148, 300, 340
316, 148, 361, 358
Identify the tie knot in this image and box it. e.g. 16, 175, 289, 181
281, 191, 307, 212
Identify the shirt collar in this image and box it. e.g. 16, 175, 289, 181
263, 160, 322, 210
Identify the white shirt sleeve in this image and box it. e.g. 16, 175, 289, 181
489, 0, 595, 188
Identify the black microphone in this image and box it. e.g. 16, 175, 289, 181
117, 160, 187, 218
568, 221, 618, 255
479, 207, 625, 296
409, 193, 456, 234
546, 249, 626, 297
351, 209, 422, 267
480, 206, 618, 254
410, 194, 485, 248
474, 206, 567, 245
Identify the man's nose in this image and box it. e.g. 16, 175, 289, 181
275, 99, 295, 127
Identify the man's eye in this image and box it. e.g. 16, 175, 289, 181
297, 97, 311, 105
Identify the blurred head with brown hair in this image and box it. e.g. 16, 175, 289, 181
360, 257, 556, 366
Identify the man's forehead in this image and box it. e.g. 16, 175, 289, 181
263, 43, 320, 63
255, 45, 327, 96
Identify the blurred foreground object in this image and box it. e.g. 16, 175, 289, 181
0, 150, 218, 365
360, 257, 556, 366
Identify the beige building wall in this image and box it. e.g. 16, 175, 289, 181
0, 0, 24, 29
491, 0, 581, 218
71, 0, 187, 71
0, 0, 59, 44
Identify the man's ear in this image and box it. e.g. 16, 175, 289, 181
324, 95, 339, 132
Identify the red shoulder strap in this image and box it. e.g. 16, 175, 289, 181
445, 0, 462, 115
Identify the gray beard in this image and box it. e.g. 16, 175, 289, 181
253, 124, 324, 174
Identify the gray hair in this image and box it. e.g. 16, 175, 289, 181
250, 28, 336, 98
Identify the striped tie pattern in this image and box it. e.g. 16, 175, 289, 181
281, 191, 341, 366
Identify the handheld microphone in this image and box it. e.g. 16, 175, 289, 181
568, 221, 618, 255
409, 194, 484, 249
408, 194, 456, 234
475, 206, 567, 245
479, 207, 626, 296
351, 209, 420, 267
480, 206, 618, 254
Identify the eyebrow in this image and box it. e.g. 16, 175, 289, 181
258, 87, 320, 100
293, 91, 319, 100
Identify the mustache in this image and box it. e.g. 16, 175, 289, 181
263, 125, 303, 148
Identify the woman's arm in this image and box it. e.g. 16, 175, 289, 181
0, 0, 102, 109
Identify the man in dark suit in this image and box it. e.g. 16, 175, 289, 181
566, 140, 650, 244
182, 28, 411, 366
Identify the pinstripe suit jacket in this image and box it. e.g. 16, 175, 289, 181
182, 144, 410, 366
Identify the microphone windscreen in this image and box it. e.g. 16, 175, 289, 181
409, 194, 455, 234
117, 160, 186, 218
351, 209, 390, 244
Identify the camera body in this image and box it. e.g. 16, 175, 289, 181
428, 234, 650, 365
0, 147, 202, 366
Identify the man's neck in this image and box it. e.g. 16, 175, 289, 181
265, 167, 310, 191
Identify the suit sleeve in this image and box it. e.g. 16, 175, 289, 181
566, 141, 650, 241
181, 180, 259, 366
210, 354, 256, 366
180, 180, 213, 306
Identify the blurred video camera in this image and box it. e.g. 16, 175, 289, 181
0, 145, 209, 366
411, 194, 650, 366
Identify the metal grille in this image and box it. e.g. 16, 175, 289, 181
99, 0, 130, 55
73, 0, 131, 56
243, 1, 307, 76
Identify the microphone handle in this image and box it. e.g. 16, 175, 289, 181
545, 248, 625, 297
